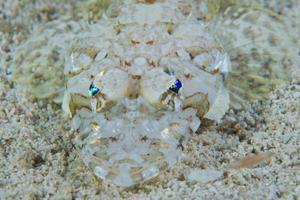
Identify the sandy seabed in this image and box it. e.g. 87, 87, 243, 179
0, 0, 299, 199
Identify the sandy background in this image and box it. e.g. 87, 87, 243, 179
0, 0, 299, 199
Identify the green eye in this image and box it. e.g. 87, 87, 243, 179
89, 83, 100, 96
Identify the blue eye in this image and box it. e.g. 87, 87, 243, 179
89, 83, 100, 96
169, 79, 182, 94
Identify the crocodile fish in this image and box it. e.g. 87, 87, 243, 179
61, 1, 230, 187
11, 0, 299, 188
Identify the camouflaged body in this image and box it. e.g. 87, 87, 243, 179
11, 0, 299, 188
62, 1, 230, 187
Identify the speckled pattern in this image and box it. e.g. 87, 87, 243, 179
61, 1, 231, 187
0, 0, 300, 199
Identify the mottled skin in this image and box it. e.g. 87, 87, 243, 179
9, 0, 228, 187
11, 0, 298, 188
62, 1, 230, 187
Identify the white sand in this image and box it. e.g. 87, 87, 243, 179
0, 1, 299, 199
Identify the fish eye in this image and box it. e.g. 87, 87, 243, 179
89, 82, 101, 96
169, 79, 182, 94
164, 68, 183, 94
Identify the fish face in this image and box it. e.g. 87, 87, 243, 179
62, 2, 230, 188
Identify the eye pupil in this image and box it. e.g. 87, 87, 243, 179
89, 83, 100, 96
169, 79, 182, 94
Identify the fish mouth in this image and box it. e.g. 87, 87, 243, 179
72, 97, 200, 187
